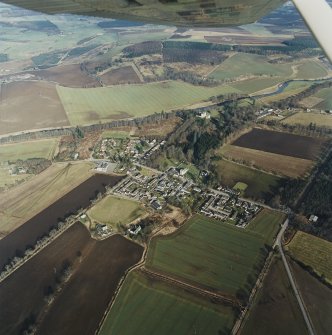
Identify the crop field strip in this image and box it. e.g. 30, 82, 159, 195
145, 214, 282, 297
0, 223, 143, 335
220, 144, 314, 178
56, 81, 240, 125
232, 128, 326, 160
286, 231, 332, 284
214, 158, 280, 200
99, 270, 236, 335
282, 111, 332, 129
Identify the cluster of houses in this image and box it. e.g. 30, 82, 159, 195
112, 166, 261, 227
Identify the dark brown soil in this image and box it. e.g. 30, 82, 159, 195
100, 66, 141, 85
0, 223, 143, 335
233, 128, 326, 160
0, 174, 123, 270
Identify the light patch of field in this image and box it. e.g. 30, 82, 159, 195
233, 182, 248, 192
102, 130, 131, 139
246, 209, 285, 246
99, 270, 236, 335
312, 87, 332, 110
57, 81, 239, 125
0, 138, 59, 162
230, 77, 285, 94
220, 145, 313, 178
87, 195, 146, 229
209, 53, 293, 80
0, 162, 93, 234
146, 214, 269, 297
214, 159, 280, 200
0, 81, 69, 135
296, 60, 328, 79
300, 96, 325, 108
282, 111, 332, 128
286, 231, 332, 284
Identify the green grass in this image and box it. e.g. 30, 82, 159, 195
282, 111, 332, 128
215, 159, 280, 200
56, 81, 240, 125
102, 130, 131, 139
146, 215, 269, 297
209, 53, 293, 80
247, 209, 285, 246
99, 270, 236, 335
233, 182, 248, 192
88, 195, 145, 228
230, 77, 285, 94
313, 87, 332, 110
286, 231, 332, 284
0, 139, 58, 162
296, 60, 328, 79
241, 256, 309, 335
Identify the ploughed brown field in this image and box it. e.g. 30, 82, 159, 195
0, 223, 143, 335
0, 81, 69, 135
37, 64, 101, 88
100, 65, 142, 85
0, 174, 123, 270
232, 128, 326, 160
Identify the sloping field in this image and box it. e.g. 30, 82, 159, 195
286, 231, 332, 284
292, 260, 332, 335
99, 270, 236, 335
296, 60, 328, 79
214, 159, 280, 200
0, 81, 69, 135
282, 111, 332, 128
220, 144, 313, 178
0, 138, 58, 162
230, 77, 284, 94
209, 53, 293, 80
313, 87, 332, 110
247, 209, 285, 245
241, 257, 308, 335
0, 162, 93, 234
100, 65, 141, 85
233, 128, 326, 160
88, 195, 146, 229
56, 81, 239, 125
37, 64, 100, 87
0, 223, 143, 335
146, 215, 268, 297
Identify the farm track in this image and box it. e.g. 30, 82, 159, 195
140, 267, 241, 308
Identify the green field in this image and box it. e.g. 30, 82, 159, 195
56, 81, 240, 125
0, 139, 58, 162
230, 77, 285, 94
247, 209, 285, 246
233, 182, 248, 193
313, 87, 332, 110
282, 111, 332, 128
102, 130, 131, 139
100, 270, 236, 335
210, 53, 293, 80
296, 60, 328, 79
146, 215, 269, 297
88, 195, 145, 229
241, 257, 308, 335
286, 231, 332, 284
214, 159, 280, 200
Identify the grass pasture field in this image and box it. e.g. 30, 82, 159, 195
312, 87, 332, 110
102, 130, 131, 139
0, 162, 93, 233
56, 81, 240, 125
209, 53, 293, 80
146, 215, 270, 297
100, 65, 142, 85
296, 60, 329, 79
282, 111, 332, 128
246, 209, 285, 246
233, 128, 326, 160
230, 77, 284, 94
241, 257, 308, 335
214, 159, 280, 200
233, 181, 248, 193
292, 260, 332, 335
88, 195, 146, 229
0, 81, 69, 135
0, 138, 59, 162
220, 144, 314, 178
286, 231, 332, 284
100, 270, 236, 335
